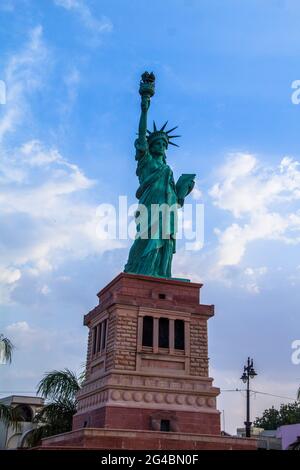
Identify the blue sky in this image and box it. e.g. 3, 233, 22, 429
1, 0, 300, 434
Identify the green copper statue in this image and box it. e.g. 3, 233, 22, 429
124, 72, 195, 278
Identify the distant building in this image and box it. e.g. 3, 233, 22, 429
287, 437, 300, 450
276, 423, 300, 450
257, 430, 282, 450
236, 423, 300, 450
236, 427, 282, 449
236, 426, 265, 438
0, 395, 44, 449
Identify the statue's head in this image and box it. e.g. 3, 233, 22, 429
147, 121, 180, 159
149, 135, 168, 159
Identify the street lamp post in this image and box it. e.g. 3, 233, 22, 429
240, 357, 257, 438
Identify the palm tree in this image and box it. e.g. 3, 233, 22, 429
26, 368, 83, 447
0, 403, 15, 423
0, 404, 21, 431
0, 333, 14, 364
0, 334, 18, 431
37, 368, 82, 402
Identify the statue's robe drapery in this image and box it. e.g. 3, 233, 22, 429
124, 140, 178, 278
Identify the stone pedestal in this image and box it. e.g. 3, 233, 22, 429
73, 273, 220, 435
40, 273, 257, 450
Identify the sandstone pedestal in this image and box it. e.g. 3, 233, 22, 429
40, 273, 257, 450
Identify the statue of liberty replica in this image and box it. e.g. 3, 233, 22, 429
124, 72, 195, 278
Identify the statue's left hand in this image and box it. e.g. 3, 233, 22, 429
176, 174, 196, 206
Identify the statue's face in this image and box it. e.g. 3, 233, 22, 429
150, 138, 167, 158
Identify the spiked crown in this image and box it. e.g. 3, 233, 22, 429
147, 121, 180, 148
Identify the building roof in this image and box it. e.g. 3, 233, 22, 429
0, 395, 44, 406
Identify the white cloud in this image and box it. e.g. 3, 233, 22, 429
6, 320, 32, 333
20, 140, 60, 167
54, 0, 113, 38
174, 246, 268, 293
5, 321, 85, 366
210, 153, 300, 267
191, 182, 202, 200
5, 321, 43, 350
0, 268, 21, 304
243, 266, 268, 294
2, 320, 86, 389
0, 26, 47, 143
0, 27, 124, 305
0, 267, 21, 284
0, 139, 124, 300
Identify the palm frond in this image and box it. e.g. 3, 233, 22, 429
0, 404, 21, 431
297, 387, 300, 401
0, 403, 13, 423
0, 334, 14, 364
37, 368, 81, 402
29, 368, 82, 445
31, 399, 76, 442
35, 399, 77, 423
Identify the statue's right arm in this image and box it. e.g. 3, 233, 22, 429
135, 95, 150, 160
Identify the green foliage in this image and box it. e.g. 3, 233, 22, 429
26, 399, 77, 447
0, 404, 21, 431
37, 368, 81, 402
27, 368, 82, 448
0, 403, 15, 424
254, 402, 300, 430
0, 334, 14, 363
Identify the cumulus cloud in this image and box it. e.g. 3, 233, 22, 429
173, 245, 268, 293
210, 153, 300, 267
0, 267, 21, 285
0, 137, 125, 304
173, 152, 300, 292
0, 27, 123, 305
